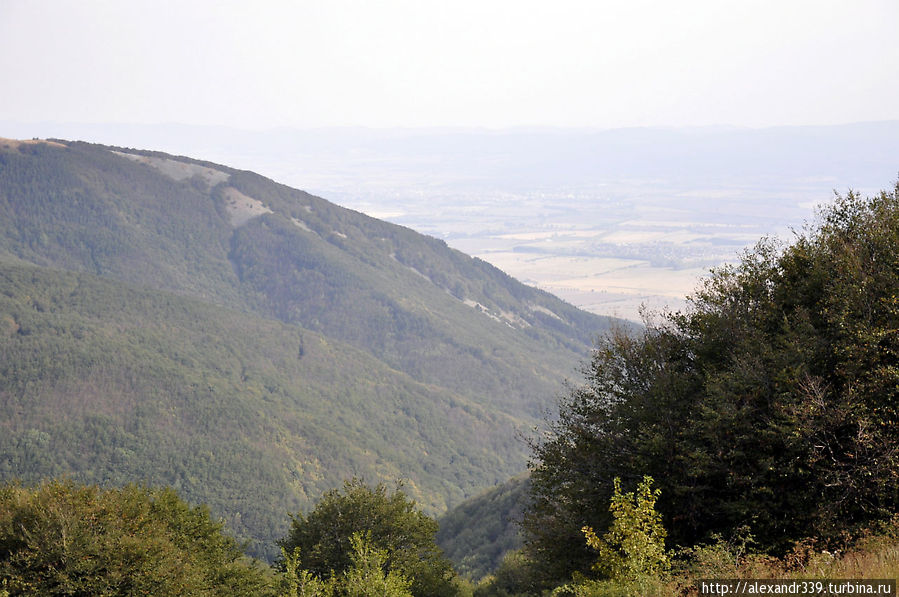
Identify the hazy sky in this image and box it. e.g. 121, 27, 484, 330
1, 0, 897, 129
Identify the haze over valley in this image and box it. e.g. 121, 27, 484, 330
8, 121, 896, 321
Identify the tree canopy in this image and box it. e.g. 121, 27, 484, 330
0, 479, 275, 596
279, 479, 458, 597
525, 184, 899, 582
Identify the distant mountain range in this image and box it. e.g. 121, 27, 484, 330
0, 138, 621, 559
4, 121, 896, 193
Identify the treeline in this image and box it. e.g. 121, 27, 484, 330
471, 185, 899, 595
0, 478, 469, 596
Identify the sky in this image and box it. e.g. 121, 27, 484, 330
1, 0, 897, 130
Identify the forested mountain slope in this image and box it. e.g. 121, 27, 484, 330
0, 138, 620, 558
437, 475, 530, 580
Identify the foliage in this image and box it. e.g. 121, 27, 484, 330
280, 534, 413, 597
472, 550, 541, 597
342, 533, 414, 597
279, 479, 458, 597
0, 139, 616, 423
0, 262, 538, 559
525, 184, 899, 580
481, 525, 899, 596
662, 521, 899, 596
582, 476, 669, 581
437, 475, 530, 580
0, 479, 275, 596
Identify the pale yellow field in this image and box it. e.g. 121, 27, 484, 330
497, 230, 602, 241
478, 251, 709, 322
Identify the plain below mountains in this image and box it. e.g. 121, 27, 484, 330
0, 137, 621, 559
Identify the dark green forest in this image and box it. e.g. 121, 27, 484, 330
0, 262, 530, 560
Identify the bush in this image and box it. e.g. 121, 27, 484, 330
582, 476, 669, 581
0, 479, 275, 596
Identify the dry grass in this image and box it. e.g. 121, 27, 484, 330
669, 530, 899, 596
565, 526, 899, 597
0, 137, 66, 149
222, 186, 273, 227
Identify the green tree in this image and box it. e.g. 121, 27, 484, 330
280, 533, 412, 597
0, 479, 275, 596
279, 479, 458, 597
472, 550, 539, 597
582, 476, 669, 581
342, 533, 414, 597
525, 184, 899, 580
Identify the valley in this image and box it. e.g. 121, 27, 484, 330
2, 2, 896, 591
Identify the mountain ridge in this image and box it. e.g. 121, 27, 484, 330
0, 137, 622, 558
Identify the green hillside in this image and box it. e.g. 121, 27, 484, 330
436, 475, 530, 580
0, 138, 620, 559
0, 139, 616, 416
0, 263, 532, 559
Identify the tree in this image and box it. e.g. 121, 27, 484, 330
342, 533, 414, 597
582, 476, 669, 581
524, 184, 899, 580
0, 479, 275, 596
280, 533, 413, 597
279, 479, 458, 597
523, 320, 696, 584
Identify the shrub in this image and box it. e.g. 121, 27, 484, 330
582, 476, 670, 581
0, 479, 275, 596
